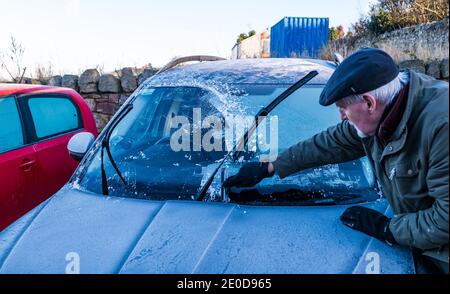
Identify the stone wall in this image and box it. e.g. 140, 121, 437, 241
330, 18, 449, 81
44, 67, 158, 131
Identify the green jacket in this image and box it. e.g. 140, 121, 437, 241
273, 71, 449, 267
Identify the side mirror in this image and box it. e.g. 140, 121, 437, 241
68, 132, 95, 162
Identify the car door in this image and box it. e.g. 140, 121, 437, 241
19, 94, 83, 202
0, 96, 39, 231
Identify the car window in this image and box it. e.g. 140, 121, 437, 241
76, 84, 377, 205
267, 87, 341, 149
27, 96, 80, 139
0, 97, 24, 153
224, 85, 376, 204
225, 86, 341, 153
79, 87, 226, 199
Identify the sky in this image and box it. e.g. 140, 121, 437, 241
0, 0, 376, 78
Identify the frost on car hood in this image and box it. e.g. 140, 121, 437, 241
0, 188, 414, 274
0, 201, 49, 266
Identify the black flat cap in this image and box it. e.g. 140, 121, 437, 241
319, 48, 399, 106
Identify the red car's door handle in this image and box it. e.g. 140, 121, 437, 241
20, 159, 36, 171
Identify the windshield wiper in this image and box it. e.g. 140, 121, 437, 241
228, 187, 366, 206
229, 188, 333, 205
196, 70, 319, 201
100, 103, 134, 196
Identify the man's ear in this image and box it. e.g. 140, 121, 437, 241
362, 94, 377, 113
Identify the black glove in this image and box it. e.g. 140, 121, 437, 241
223, 162, 274, 188
340, 206, 397, 245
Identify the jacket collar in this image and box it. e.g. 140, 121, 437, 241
391, 70, 417, 141
378, 70, 419, 159
377, 81, 410, 144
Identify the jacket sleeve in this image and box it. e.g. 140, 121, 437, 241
272, 120, 366, 179
390, 121, 449, 250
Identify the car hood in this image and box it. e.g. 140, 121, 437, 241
0, 186, 414, 274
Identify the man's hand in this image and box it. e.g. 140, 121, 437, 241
223, 162, 274, 188
340, 206, 397, 245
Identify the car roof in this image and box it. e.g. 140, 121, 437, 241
145, 58, 335, 88
0, 84, 77, 97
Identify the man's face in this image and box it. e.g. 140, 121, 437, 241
335, 94, 385, 138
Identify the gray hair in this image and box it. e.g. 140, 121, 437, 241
339, 71, 410, 107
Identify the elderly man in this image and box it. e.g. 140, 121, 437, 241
223, 48, 449, 274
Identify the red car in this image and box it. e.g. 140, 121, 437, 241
0, 84, 97, 231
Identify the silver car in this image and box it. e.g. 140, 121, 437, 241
0, 58, 414, 274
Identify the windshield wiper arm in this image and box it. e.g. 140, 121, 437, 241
196, 70, 319, 201
101, 103, 133, 196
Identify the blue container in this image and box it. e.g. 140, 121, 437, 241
270, 17, 329, 58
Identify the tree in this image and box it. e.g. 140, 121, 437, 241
34, 62, 54, 82
236, 30, 257, 44
0, 36, 27, 83
350, 0, 449, 36
329, 27, 339, 41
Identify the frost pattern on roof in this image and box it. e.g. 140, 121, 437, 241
143, 58, 334, 89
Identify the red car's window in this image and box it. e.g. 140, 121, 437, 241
27, 97, 80, 139
0, 97, 24, 153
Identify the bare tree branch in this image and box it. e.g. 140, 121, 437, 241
0, 36, 26, 82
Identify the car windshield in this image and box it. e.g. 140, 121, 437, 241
76, 84, 378, 205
